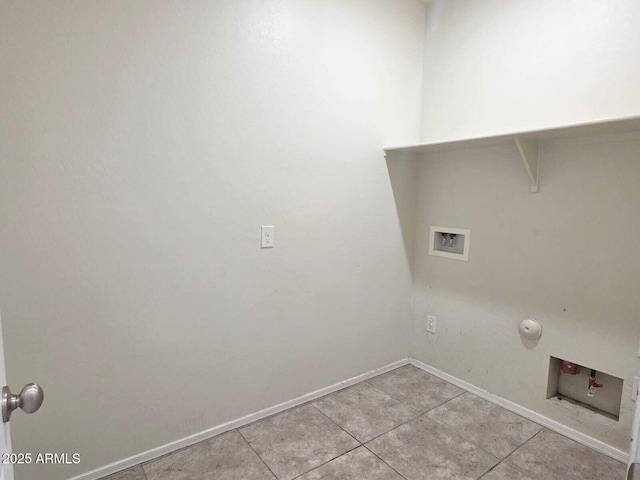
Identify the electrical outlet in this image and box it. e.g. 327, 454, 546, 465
426, 315, 436, 334
261, 225, 274, 248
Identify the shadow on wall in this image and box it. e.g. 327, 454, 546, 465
384, 151, 419, 279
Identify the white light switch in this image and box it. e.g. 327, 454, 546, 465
261, 226, 274, 248
427, 315, 436, 334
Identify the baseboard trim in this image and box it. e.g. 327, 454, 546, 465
67, 358, 410, 480
70, 356, 628, 479
409, 358, 630, 464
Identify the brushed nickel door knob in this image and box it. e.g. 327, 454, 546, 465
2, 383, 44, 422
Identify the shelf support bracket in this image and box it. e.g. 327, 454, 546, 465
514, 136, 539, 193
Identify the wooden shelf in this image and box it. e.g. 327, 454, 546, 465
383, 115, 640, 193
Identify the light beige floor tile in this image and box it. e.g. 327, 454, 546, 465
367, 414, 499, 480
480, 463, 533, 480
143, 430, 275, 480
313, 382, 419, 443
297, 446, 403, 480
367, 365, 464, 413
240, 404, 359, 480
426, 393, 543, 458
101, 466, 147, 480
103, 379, 627, 480
505, 429, 626, 480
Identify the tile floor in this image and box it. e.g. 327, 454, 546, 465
102, 365, 627, 480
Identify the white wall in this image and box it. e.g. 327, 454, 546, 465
411, 132, 640, 451
0, 1, 425, 478
421, 0, 640, 141
412, 0, 640, 452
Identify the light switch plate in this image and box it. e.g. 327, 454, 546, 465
426, 315, 436, 334
261, 225, 274, 248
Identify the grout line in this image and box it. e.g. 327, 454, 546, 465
409, 359, 628, 464
362, 380, 411, 406
360, 391, 466, 444
309, 377, 426, 446
79, 361, 411, 480
359, 384, 541, 480
140, 371, 395, 480
477, 462, 502, 480
333, 368, 465, 446
364, 374, 453, 411
309, 403, 362, 445
238, 397, 338, 431
500, 427, 546, 474
496, 422, 545, 460
406, 410, 502, 463
106, 363, 624, 480
289, 444, 363, 480
116, 368, 502, 480
283, 404, 370, 478
362, 444, 409, 480
363, 373, 421, 405
237, 428, 280, 480
313, 381, 418, 447
356, 387, 497, 479
360, 410, 425, 444
363, 411, 505, 480
309, 375, 457, 446
241, 402, 365, 480
305, 375, 434, 480
422, 393, 544, 462
481, 461, 530, 480
461, 390, 549, 429
236, 373, 392, 433
136, 463, 149, 480
307, 375, 448, 474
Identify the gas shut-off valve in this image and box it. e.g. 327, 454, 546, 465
588, 369, 603, 398
560, 361, 603, 397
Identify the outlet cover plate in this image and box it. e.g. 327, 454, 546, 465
261, 225, 274, 248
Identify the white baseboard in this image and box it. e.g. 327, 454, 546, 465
70, 356, 629, 479
67, 358, 410, 480
409, 358, 630, 464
